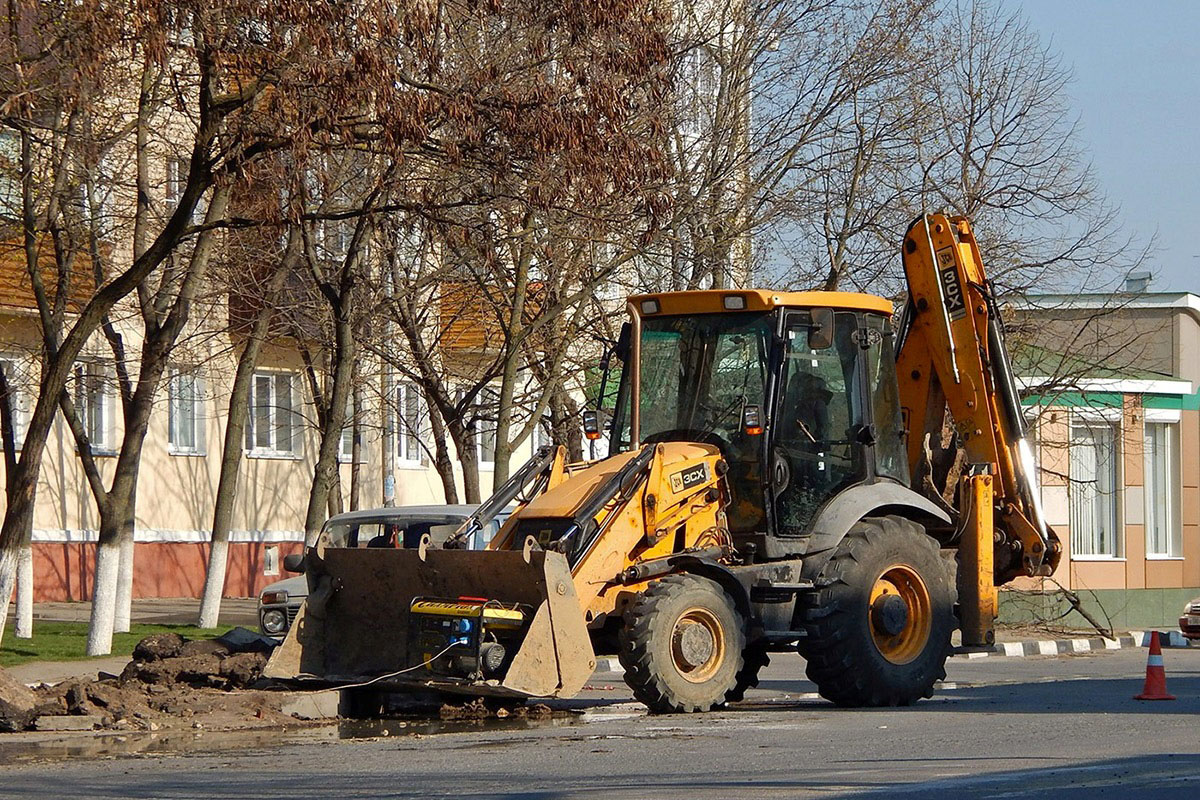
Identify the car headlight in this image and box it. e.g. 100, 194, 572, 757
261, 608, 288, 634
261, 590, 288, 605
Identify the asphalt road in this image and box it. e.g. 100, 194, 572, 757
2, 647, 1198, 799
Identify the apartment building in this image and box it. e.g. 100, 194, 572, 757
0, 285, 544, 603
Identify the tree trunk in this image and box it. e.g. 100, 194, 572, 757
198, 327, 272, 627
491, 222, 533, 484
451, 418, 482, 504
14, 542, 32, 639
197, 232, 292, 629
197, 348, 258, 628
303, 314, 355, 537
427, 404, 459, 505
114, 532, 135, 633
349, 387, 361, 511
86, 537, 121, 656
0, 547, 14, 648
198, 538, 229, 629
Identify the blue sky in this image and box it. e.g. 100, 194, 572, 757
1013, 0, 1200, 291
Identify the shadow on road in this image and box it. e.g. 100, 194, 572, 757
746, 669, 1200, 715
822, 753, 1200, 799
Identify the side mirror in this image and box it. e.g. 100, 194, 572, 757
582, 409, 601, 440
283, 553, 306, 573
854, 424, 877, 446
741, 404, 763, 435
808, 308, 834, 350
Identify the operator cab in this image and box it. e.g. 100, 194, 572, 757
603, 290, 906, 556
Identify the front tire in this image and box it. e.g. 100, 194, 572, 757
797, 516, 954, 707
619, 574, 745, 713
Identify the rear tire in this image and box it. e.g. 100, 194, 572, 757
797, 515, 954, 707
619, 574, 745, 713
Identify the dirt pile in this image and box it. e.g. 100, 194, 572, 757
0, 628, 308, 734
0, 667, 56, 733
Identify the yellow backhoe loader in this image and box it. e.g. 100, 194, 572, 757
266, 214, 1061, 712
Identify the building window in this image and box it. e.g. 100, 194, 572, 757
1068, 418, 1120, 558
263, 545, 280, 577
477, 386, 498, 468
74, 362, 114, 453
0, 358, 28, 451
0, 130, 20, 221
531, 415, 554, 452
393, 381, 425, 466
165, 156, 187, 208
339, 393, 366, 463
168, 368, 204, 454
1144, 421, 1181, 557
246, 372, 299, 456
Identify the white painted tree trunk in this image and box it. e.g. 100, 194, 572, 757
196, 538, 229, 629
0, 547, 15, 648
14, 542, 32, 638
114, 537, 134, 633
86, 540, 121, 656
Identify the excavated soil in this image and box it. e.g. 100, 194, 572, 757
0, 630, 313, 734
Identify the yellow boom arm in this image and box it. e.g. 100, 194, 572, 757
895, 214, 1062, 587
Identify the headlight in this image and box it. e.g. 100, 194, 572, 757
261, 608, 288, 634
261, 590, 288, 605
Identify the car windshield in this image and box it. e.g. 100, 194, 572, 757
313, 511, 509, 550
317, 516, 467, 549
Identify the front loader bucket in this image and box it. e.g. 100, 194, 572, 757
264, 547, 596, 700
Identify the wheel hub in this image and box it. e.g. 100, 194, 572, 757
670, 606, 726, 682
868, 564, 933, 666
871, 593, 909, 636
675, 622, 715, 668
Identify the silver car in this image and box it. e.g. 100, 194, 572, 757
258, 504, 507, 638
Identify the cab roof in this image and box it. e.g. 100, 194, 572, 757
627, 289, 894, 317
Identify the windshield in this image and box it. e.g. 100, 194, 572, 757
316, 515, 471, 549
612, 312, 772, 451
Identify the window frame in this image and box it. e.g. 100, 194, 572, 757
245, 369, 301, 459
74, 361, 117, 456
392, 380, 427, 469
476, 385, 499, 470
1143, 418, 1182, 559
0, 356, 29, 452
1067, 412, 1123, 560
167, 367, 205, 456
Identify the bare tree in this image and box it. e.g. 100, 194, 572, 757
0, 0, 467, 650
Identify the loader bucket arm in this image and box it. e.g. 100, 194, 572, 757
895, 213, 1062, 583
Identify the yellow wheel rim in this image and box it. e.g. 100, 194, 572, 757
869, 565, 932, 665
670, 606, 726, 683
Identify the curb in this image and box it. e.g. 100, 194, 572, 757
956, 630, 1196, 660
590, 631, 1195, 673
595, 657, 624, 674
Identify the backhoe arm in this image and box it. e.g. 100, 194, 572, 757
895, 214, 1062, 585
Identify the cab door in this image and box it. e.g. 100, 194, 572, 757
769, 310, 869, 537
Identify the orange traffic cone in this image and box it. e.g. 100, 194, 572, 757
1134, 631, 1175, 701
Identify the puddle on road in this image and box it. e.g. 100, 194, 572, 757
0, 727, 334, 765
0, 708, 585, 765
